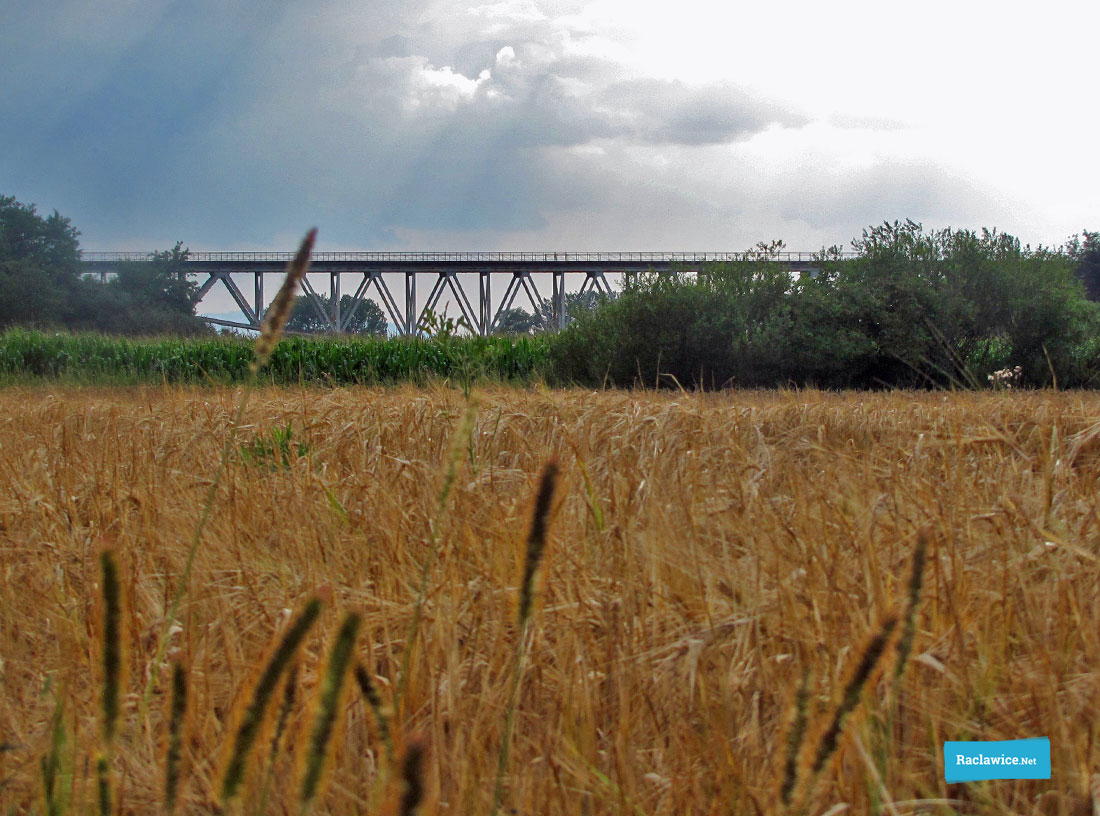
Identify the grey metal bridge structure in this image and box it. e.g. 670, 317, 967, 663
80, 251, 832, 335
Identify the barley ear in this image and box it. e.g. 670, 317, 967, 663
251, 228, 316, 375
221, 596, 322, 804
397, 397, 480, 711
165, 661, 188, 814
300, 612, 361, 810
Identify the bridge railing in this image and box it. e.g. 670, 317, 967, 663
81, 250, 857, 263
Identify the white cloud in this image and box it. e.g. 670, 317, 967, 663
412, 63, 491, 107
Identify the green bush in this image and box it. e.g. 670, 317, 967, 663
548, 223, 1100, 389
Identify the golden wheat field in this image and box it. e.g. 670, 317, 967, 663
4, 384, 1100, 815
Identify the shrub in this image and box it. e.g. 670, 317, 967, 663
549, 223, 1100, 389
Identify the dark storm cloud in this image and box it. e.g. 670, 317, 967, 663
0, 0, 918, 251
595, 78, 807, 145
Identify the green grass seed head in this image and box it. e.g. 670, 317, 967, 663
355, 662, 394, 764
221, 596, 322, 804
99, 549, 122, 746
96, 755, 111, 816
398, 739, 426, 816
810, 615, 899, 777
252, 228, 316, 375
780, 669, 811, 805
165, 661, 188, 814
895, 527, 930, 679
519, 457, 560, 626
300, 611, 362, 808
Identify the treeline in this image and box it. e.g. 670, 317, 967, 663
550, 222, 1100, 389
0, 195, 208, 335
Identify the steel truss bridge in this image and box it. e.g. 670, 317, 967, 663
80, 251, 835, 335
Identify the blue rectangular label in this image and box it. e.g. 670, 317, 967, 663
944, 738, 1050, 782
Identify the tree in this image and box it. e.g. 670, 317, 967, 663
0, 194, 81, 327
1068, 230, 1100, 300
67, 241, 209, 336
496, 290, 612, 335
112, 242, 201, 315
285, 293, 389, 335
493, 307, 539, 334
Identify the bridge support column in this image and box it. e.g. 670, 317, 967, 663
552, 270, 565, 330
330, 272, 340, 331
405, 271, 416, 335
254, 272, 264, 323
479, 271, 490, 335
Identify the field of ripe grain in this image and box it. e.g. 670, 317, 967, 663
3, 386, 1100, 815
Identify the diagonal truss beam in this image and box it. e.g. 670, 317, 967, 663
99, 265, 633, 336
301, 276, 336, 331
489, 270, 553, 331
216, 272, 259, 327
339, 272, 405, 333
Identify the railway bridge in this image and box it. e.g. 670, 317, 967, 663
80, 251, 832, 335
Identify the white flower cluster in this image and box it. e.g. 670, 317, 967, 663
988, 365, 1023, 389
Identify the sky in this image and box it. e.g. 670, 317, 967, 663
3, 0, 1098, 262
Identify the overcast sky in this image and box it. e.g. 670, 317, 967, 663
3, 0, 1097, 255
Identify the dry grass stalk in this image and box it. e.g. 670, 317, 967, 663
396, 396, 480, 711
251, 228, 316, 376
40, 695, 66, 816
300, 611, 362, 809
140, 228, 316, 720
221, 597, 323, 805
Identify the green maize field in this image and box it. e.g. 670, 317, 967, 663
0, 329, 550, 386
